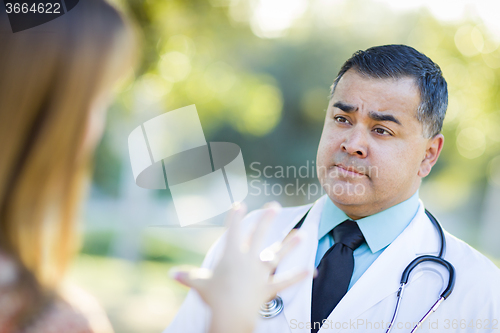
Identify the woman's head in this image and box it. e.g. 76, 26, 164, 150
0, 0, 136, 319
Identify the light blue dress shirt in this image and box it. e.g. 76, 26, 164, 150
315, 190, 420, 290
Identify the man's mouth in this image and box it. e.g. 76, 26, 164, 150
334, 163, 366, 177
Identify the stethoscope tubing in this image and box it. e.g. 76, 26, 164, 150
385, 210, 456, 333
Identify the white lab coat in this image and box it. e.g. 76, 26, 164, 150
164, 195, 500, 333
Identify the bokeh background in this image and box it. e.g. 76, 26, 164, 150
70, 0, 500, 332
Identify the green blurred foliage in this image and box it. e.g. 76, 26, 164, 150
140, 235, 204, 265
92, 0, 500, 213
80, 230, 116, 256
81, 230, 203, 264
92, 136, 122, 197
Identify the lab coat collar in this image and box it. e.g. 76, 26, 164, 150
276, 195, 326, 332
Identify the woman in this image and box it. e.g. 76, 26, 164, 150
0, 1, 135, 331
1, 2, 305, 332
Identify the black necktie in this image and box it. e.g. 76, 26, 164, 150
311, 219, 365, 333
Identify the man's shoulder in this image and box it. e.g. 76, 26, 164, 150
444, 231, 500, 291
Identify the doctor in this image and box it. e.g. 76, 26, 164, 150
165, 45, 500, 333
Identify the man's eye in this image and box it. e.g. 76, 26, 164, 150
334, 116, 350, 124
374, 128, 392, 136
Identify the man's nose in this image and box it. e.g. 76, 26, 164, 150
340, 128, 368, 157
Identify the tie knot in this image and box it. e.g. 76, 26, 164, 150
332, 220, 365, 250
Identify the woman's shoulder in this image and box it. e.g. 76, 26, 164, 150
23, 283, 114, 333
0, 253, 113, 333
0, 252, 24, 332
23, 299, 94, 333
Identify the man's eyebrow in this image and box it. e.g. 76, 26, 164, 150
333, 101, 358, 112
369, 111, 402, 126
333, 101, 402, 126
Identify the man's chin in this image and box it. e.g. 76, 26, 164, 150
321, 180, 370, 205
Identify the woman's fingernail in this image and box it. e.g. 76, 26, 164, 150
265, 202, 282, 214
292, 230, 304, 241
263, 201, 278, 208
169, 267, 184, 281
291, 234, 302, 245
232, 201, 247, 213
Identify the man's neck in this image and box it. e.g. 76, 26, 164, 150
331, 187, 420, 221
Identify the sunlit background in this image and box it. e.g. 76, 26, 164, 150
70, 0, 500, 332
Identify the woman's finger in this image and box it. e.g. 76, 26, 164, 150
249, 202, 281, 254
224, 202, 247, 252
267, 268, 314, 297
169, 266, 211, 291
273, 229, 302, 264
259, 228, 302, 272
259, 242, 281, 270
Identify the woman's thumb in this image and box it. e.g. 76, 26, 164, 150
169, 266, 210, 290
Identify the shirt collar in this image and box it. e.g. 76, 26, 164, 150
317, 190, 420, 254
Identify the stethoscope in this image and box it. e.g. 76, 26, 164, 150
258, 207, 456, 333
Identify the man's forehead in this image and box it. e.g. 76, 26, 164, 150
332, 71, 420, 111
329, 74, 423, 128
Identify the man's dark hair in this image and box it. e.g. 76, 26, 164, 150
330, 44, 448, 138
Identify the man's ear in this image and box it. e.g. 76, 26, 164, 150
418, 134, 444, 178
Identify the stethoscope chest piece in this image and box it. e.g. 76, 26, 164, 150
259, 295, 284, 318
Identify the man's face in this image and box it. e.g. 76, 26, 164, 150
316, 69, 432, 217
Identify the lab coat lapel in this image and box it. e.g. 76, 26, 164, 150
320, 200, 440, 333
278, 195, 327, 333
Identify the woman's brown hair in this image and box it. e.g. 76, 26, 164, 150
0, 0, 136, 327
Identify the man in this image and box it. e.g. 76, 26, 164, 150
165, 45, 500, 333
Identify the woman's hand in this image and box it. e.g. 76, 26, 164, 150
170, 202, 312, 333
